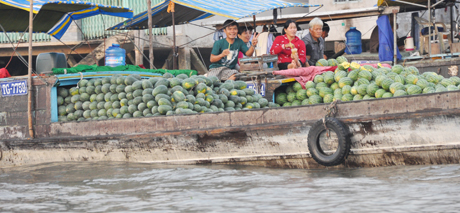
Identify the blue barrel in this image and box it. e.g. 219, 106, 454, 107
105, 44, 126, 67
345, 27, 362, 55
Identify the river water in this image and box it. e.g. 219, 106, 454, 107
0, 162, 459, 212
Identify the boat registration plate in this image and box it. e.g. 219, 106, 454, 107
246, 83, 266, 97
1, 80, 28, 97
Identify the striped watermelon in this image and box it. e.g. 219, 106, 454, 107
374, 89, 386, 98
393, 90, 407, 97
358, 70, 372, 81
347, 70, 359, 81
390, 82, 405, 94
338, 77, 353, 88
334, 71, 348, 82
405, 74, 419, 85
353, 94, 363, 100
381, 78, 394, 91
407, 85, 422, 95
366, 83, 380, 97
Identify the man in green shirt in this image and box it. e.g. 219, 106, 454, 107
208, 19, 258, 80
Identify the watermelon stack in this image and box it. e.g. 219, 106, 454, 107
275, 56, 460, 107
57, 73, 272, 122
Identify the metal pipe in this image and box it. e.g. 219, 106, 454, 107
147, 0, 154, 69
393, 11, 397, 65
428, 0, 431, 57
392, 0, 427, 8
28, 0, 34, 138
172, 11, 177, 70
430, 0, 445, 8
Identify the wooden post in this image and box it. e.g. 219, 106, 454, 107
28, 0, 34, 138
147, 0, 154, 69
134, 30, 146, 65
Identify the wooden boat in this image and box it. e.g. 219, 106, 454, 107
1, 71, 460, 169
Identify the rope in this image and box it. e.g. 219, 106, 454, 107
76, 72, 84, 88
322, 100, 338, 138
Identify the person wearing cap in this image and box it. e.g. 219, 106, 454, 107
301, 17, 326, 66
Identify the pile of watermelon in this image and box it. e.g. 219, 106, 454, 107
275, 56, 460, 106
56, 73, 273, 122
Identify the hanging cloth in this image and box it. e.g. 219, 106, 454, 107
377, 15, 401, 62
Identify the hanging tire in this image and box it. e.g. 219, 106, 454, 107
307, 117, 351, 166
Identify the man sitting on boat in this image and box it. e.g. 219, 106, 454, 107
208, 20, 259, 81
301, 17, 326, 66
270, 19, 307, 70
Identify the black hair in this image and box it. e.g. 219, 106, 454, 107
282, 19, 297, 35
238, 25, 253, 35
223, 19, 238, 29
323, 22, 330, 32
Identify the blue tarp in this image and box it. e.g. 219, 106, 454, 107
377, 15, 401, 62
108, 0, 321, 30
0, 0, 133, 39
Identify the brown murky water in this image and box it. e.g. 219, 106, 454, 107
0, 162, 459, 212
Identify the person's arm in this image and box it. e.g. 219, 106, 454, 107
209, 41, 229, 63
297, 40, 307, 65
305, 44, 313, 66
270, 37, 286, 55
244, 32, 259, 56
210, 50, 229, 63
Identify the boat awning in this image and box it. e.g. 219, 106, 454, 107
108, 0, 321, 30
208, 6, 398, 28
0, 0, 133, 38
377, 0, 448, 11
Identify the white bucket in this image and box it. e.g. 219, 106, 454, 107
405, 36, 415, 51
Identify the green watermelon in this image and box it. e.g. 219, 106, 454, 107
353, 94, 363, 101
358, 70, 372, 81
314, 75, 324, 83
327, 59, 338, 66
323, 72, 335, 84
382, 92, 393, 98
336, 56, 348, 64
393, 90, 407, 97
447, 85, 459, 91
381, 78, 394, 91
358, 84, 368, 96
275, 93, 288, 105
315, 82, 328, 90
391, 65, 404, 74
405, 74, 419, 85
309, 95, 323, 104
316, 59, 328, 66
306, 88, 319, 97
394, 75, 405, 85
338, 77, 353, 88
341, 94, 353, 102
350, 86, 358, 95
296, 89, 308, 100
422, 87, 435, 94
366, 83, 380, 97
287, 92, 297, 102
407, 85, 422, 95
318, 87, 333, 98
374, 89, 386, 98
390, 82, 405, 94
323, 94, 334, 103
293, 82, 303, 92
347, 70, 359, 81
305, 81, 316, 89
334, 71, 348, 82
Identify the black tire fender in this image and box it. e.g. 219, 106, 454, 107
307, 117, 351, 166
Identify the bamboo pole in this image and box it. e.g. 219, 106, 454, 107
28, 0, 34, 138
147, 0, 154, 69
